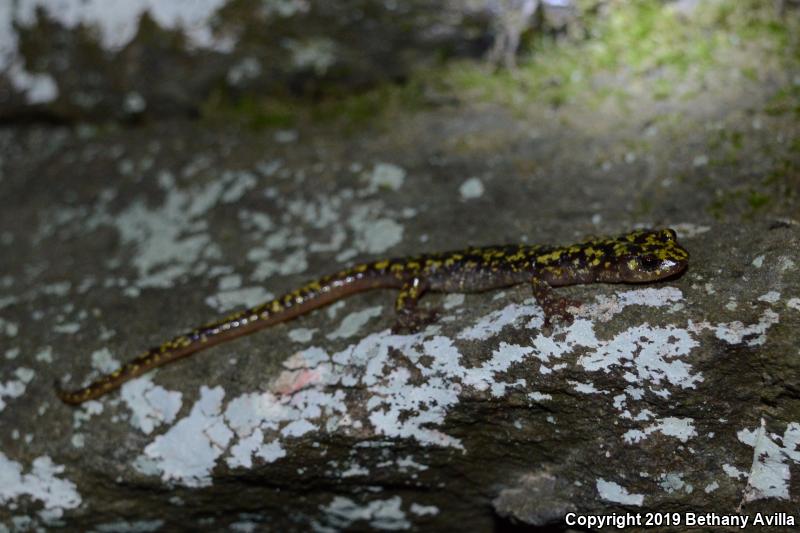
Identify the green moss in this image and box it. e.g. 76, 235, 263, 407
440, 0, 799, 114
199, 74, 433, 131
740, 66, 758, 82
200, 0, 800, 130
652, 78, 674, 101
765, 85, 800, 117
708, 195, 728, 220
706, 157, 796, 220
747, 190, 771, 210
200, 90, 299, 130
311, 79, 430, 128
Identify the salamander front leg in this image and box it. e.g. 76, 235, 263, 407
530, 277, 577, 328
392, 278, 437, 333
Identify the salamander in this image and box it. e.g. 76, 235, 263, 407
56, 228, 689, 405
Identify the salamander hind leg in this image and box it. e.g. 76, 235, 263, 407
531, 277, 578, 328
392, 278, 438, 334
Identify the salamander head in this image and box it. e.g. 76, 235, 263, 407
592, 228, 689, 283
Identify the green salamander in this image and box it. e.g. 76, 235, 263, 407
56, 228, 688, 405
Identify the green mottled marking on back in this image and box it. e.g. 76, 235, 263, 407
57, 228, 688, 405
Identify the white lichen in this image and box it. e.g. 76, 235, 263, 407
596, 478, 644, 506
738, 419, 800, 502
459, 178, 485, 200
0, 453, 81, 519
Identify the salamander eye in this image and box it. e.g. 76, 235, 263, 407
662, 229, 677, 241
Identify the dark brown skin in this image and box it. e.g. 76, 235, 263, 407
56, 228, 689, 405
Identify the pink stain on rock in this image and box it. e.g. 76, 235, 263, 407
273, 368, 322, 396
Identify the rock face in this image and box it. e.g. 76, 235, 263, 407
1, 2, 800, 532
1, 113, 799, 530
1, 0, 495, 122
0, 0, 587, 122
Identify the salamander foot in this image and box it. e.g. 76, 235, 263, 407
392, 308, 439, 334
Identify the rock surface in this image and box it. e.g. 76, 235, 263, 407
1, 0, 497, 122
1, 1, 800, 532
